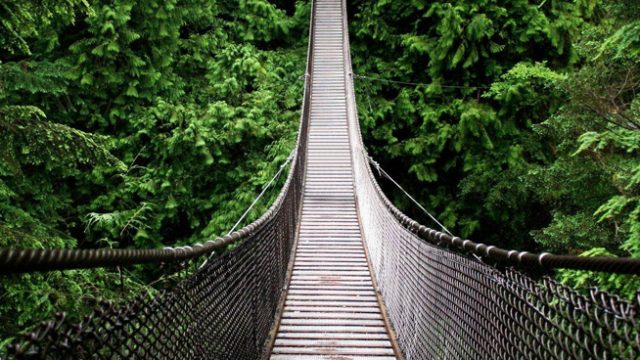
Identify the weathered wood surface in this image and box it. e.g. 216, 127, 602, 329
270, 0, 397, 359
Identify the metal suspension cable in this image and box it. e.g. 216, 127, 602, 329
198, 152, 294, 269
367, 154, 453, 236
228, 151, 294, 235
364, 155, 640, 274
355, 73, 491, 89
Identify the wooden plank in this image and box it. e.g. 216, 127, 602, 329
270, 1, 397, 358
280, 318, 385, 327
274, 339, 391, 348
272, 355, 396, 360
287, 285, 375, 291
284, 300, 380, 308
289, 272, 372, 278
294, 262, 368, 267
277, 325, 388, 334
286, 290, 377, 297
281, 312, 383, 320
290, 282, 374, 287
290, 275, 373, 281
275, 333, 389, 341
284, 306, 381, 313
271, 347, 394, 356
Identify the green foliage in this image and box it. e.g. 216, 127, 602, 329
349, 0, 583, 246
2, 0, 639, 345
534, 4, 640, 296
0, 0, 91, 55
558, 248, 640, 296
0, 0, 307, 342
349, 0, 639, 298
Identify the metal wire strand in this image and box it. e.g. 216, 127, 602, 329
367, 153, 454, 236
354, 73, 491, 89
228, 151, 294, 236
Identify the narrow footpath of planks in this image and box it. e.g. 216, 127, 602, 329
269, 0, 398, 359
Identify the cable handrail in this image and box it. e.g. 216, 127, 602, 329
364, 154, 640, 274
0, 0, 317, 274
1, 1, 638, 276
364, 153, 640, 275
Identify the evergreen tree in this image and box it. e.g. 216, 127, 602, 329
348, 0, 639, 296
0, 0, 307, 343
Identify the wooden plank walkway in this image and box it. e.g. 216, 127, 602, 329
270, 1, 397, 359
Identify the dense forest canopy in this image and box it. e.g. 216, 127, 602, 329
1, 0, 638, 344
0, 0, 307, 344
348, 0, 640, 293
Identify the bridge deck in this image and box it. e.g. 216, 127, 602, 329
270, 1, 397, 359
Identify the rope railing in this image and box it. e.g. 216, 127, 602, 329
340, 0, 640, 357
2, 0, 640, 358
1, 2, 316, 358
367, 155, 640, 275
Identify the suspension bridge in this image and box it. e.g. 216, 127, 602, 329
2, 0, 639, 359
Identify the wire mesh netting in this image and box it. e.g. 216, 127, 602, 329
5, 132, 306, 359
360, 201, 640, 358
346, 53, 640, 360
8, 220, 286, 358
3, 0, 640, 359
358, 199, 640, 359
3, 65, 310, 357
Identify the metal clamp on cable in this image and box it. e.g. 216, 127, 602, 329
371, 157, 382, 177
